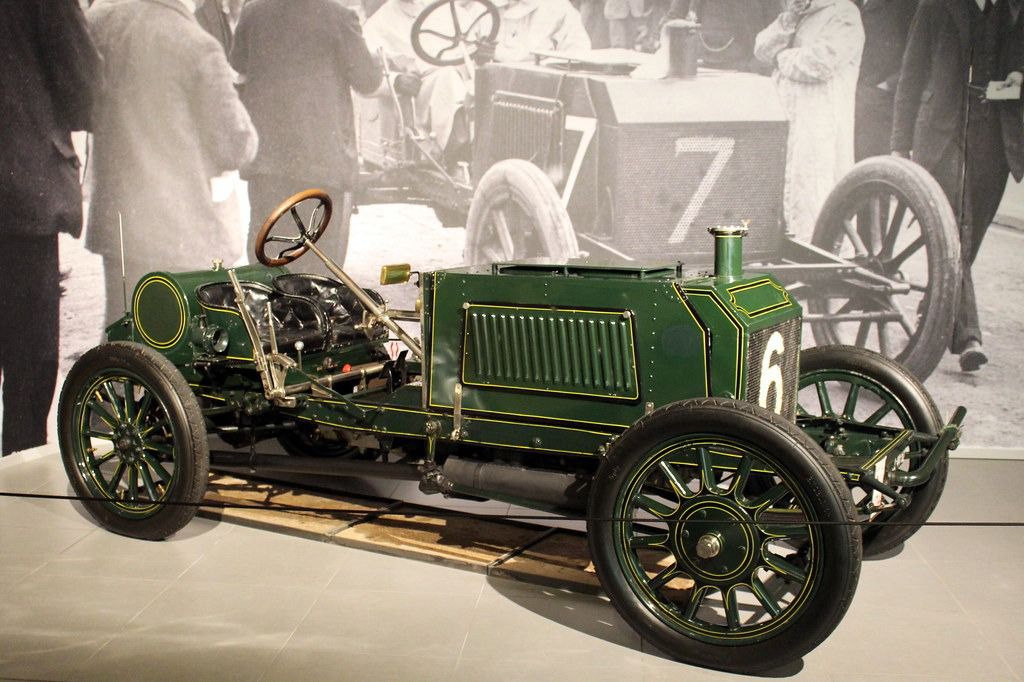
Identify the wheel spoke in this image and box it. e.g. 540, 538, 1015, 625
127, 464, 139, 502
747, 483, 789, 510
101, 382, 126, 421
880, 201, 908, 260
88, 399, 119, 429
730, 454, 753, 497
122, 380, 136, 422
842, 383, 860, 418
683, 585, 709, 621
140, 452, 173, 483
864, 403, 892, 425
465, 9, 492, 36
647, 564, 681, 591
751, 576, 782, 618
658, 460, 691, 501
133, 390, 154, 426
448, 0, 463, 35
724, 587, 741, 631
697, 446, 718, 493
107, 460, 128, 496
143, 441, 174, 456
91, 448, 118, 465
886, 235, 925, 271
633, 493, 676, 518
629, 533, 670, 549
490, 208, 516, 258
815, 381, 833, 416
87, 430, 114, 441
138, 463, 160, 502
289, 207, 307, 234
842, 217, 869, 258
139, 418, 170, 438
763, 553, 808, 583
418, 27, 455, 41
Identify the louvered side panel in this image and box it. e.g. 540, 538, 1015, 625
463, 305, 639, 400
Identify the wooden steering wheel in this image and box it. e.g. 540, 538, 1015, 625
254, 189, 333, 267
411, 0, 500, 67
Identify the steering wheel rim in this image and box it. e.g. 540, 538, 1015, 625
254, 189, 333, 267
411, 0, 500, 67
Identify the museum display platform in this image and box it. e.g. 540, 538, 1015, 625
2, 444, 1023, 681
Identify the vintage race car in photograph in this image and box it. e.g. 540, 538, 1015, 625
350, 0, 962, 381
57, 188, 964, 673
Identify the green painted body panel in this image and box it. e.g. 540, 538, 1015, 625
421, 262, 801, 436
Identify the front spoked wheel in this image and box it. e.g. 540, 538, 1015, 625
589, 399, 860, 673
807, 156, 960, 380
58, 342, 209, 540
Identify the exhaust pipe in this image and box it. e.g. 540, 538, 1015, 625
441, 458, 591, 512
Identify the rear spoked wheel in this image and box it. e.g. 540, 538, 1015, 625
797, 345, 946, 556
588, 398, 860, 673
58, 342, 209, 540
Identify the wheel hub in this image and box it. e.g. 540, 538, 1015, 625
667, 499, 758, 583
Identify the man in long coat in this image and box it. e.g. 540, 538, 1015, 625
232, 0, 381, 274
854, 0, 917, 160
892, 0, 1024, 370
0, 1, 99, 455
87, 0, 258, 325
755, 0, 865, 241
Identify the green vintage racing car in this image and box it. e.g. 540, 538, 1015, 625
57, 189, 963, 673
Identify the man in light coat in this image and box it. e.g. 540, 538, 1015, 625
755, 0, 865, 242
363, 0, 473, 154
495, 0, 592, 62
87, 0, 258, 325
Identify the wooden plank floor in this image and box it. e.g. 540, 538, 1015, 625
199, 474, 603, 593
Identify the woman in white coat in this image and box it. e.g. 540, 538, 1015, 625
755, 0, 865, 241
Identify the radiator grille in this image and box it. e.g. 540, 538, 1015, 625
487, 91, 564, 179
745, 317, 801, 421
462, 305, 638, 399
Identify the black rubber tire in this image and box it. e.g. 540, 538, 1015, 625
799, 345, 947, 557
808, 156, 960, 380
464, 159, 579, 265
588, 398, 860, 674
57, 342, 209, 540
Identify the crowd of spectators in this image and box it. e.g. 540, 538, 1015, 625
2, 0, 1023, 453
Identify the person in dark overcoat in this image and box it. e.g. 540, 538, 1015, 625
231, 0, 382, 275
0, 1, 99, 456
854, 0, 917, 160
892, 0, 1024, 370
86, 0, 258, 326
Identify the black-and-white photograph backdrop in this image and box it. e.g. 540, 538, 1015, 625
4, 0, 1023, 456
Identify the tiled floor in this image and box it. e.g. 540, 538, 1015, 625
1, 446, 1022, 682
